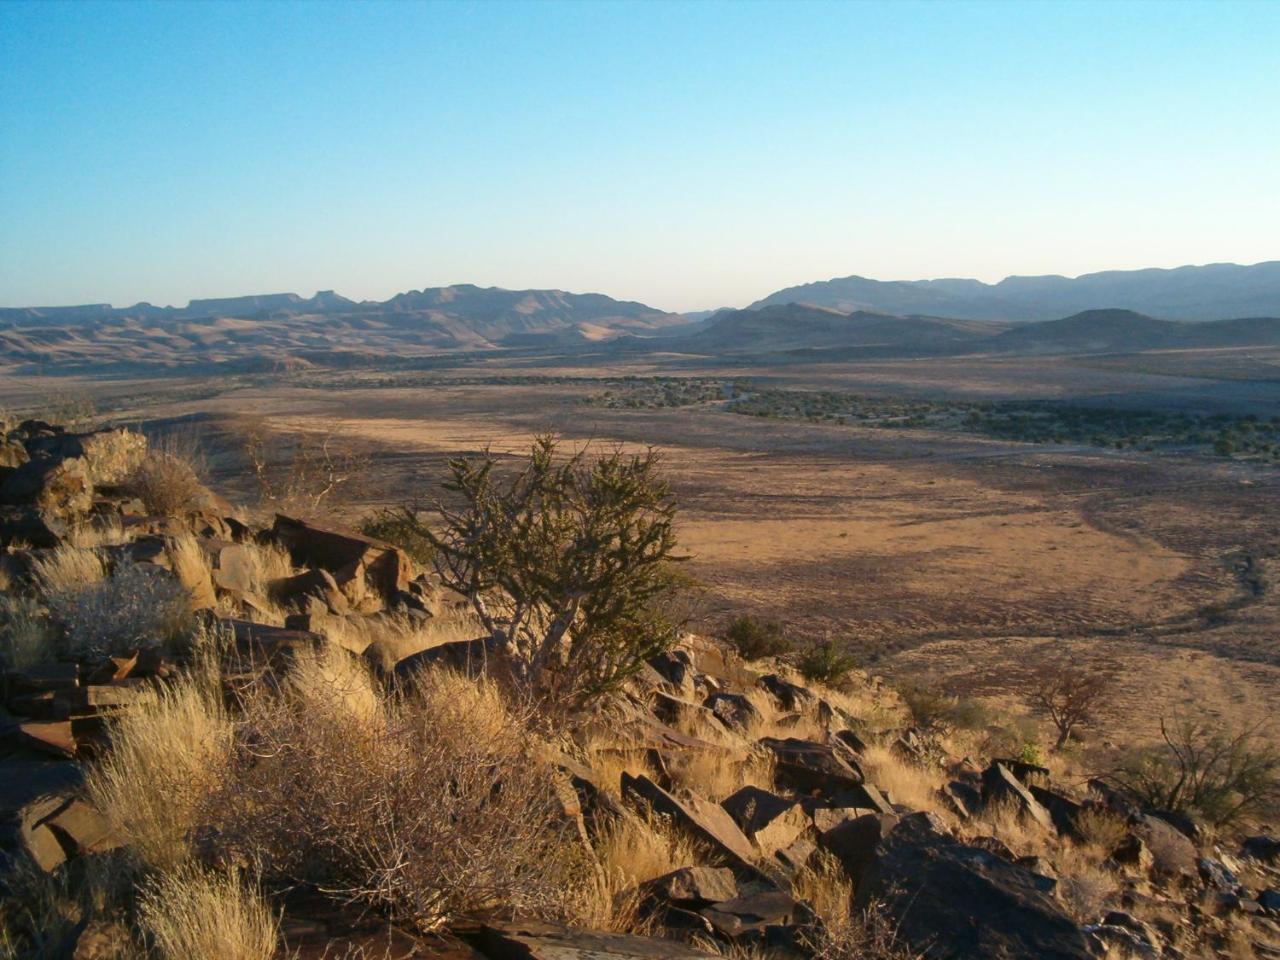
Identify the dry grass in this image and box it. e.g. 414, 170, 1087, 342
972, 798, 1052, 858
0, 852, 139, 959
669, 748, 775, 802
0, 595, 52, 669
85, 668, 234, 871
860, 745, 949, 816
582, 810, 705, 932
328, 608, 480, 662
214, 663, 582, 932
1072, 806, 1129, 852
32, 546, 107, 597
167, 534, 216, 608
792, 848, 853, 928
65, 516, 129, 549
286, 639, 383, 729
1054, 843, 1119, 922
239, 541, 295, 589
584, 734, 655, 797
137, 865, 278, 960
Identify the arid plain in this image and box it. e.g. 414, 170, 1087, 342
6, 342, 1277, 750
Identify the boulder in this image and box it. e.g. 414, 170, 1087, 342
699, 889, 805, 940
758, 674, 815, 712
1030, 784, 1085, 839
1244, 835, 1280, 863
981, 762, 1054, 832
1111, 834, 1154, 873
642, 866, 739, 906
939, 780, 983, 820
0, 506, 68, 547
856, 812, 1095, 959
621, 773, 759, 871
759, 737, 863, 795
272, 515, 413, 606
819, 812, 899, 883
0, 456, 92, 516
470, 921, 718, 959
775, 834, 818, 875
704, 692, 762, 731
1130, 813, 1197, 879
720, 786, 810, 855
647, 649, 694, 693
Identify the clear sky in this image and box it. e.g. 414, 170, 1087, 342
1, 0, 1277, 313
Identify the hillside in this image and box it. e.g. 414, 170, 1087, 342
0, 284, 682, 369
750, 261, 1280, 321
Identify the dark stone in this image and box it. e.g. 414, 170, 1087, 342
759, 736, 863, 795
939, 780, 983, 820
758, 674, 815, 711
833, 727, 870, 756
699, 890, 806, 940
820, 812, 899, 883
704, 692, 761, 730
1244, 835, 1280, 863
720, 786, 809, 855
0, 456, 92, 515
1130, 813, 1197, 879
1198, 857, 1240, 893
857, 812, 1094, 959
647, 650, 693, 692
642, 866, 739, 906
1026, 783, 1079, 829
981, 762, 1054, 832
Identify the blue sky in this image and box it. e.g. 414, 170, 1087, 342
1, 0, 1277, 312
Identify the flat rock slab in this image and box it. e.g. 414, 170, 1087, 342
471, 921, 718, 959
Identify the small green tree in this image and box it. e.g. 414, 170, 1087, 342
797, 637, 858, 685
424, 436, 683, 709
725, 614, 791, 661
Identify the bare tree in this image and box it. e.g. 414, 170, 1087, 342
1022, 653, 1117, 750
246, 429, 366, 516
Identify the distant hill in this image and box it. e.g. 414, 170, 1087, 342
676, 304, 1001, 356
750, 261, 1280, 321
0, 284, 683, 369
989, 309, 1280, 354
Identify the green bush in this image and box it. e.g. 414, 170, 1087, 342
1106, 717, 1280, 827
724, 614, 791, 661
359, 505, 436, 566
421, 435, 683, 710
797, 638, 857, 685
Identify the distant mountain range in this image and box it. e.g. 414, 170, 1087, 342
0, 285, 686, 368
748, 261, 1280, 321
3, 261, 1279, 370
